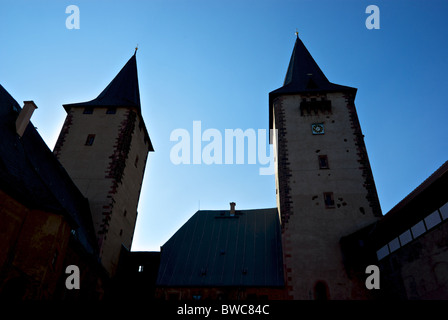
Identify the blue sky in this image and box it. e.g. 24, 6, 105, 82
1, 0, 447, 251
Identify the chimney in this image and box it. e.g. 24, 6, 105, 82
16, 101, 38, 138
230, 202, 236, 216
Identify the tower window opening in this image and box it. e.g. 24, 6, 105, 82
83, 107, 93, 114
85, 134, 96, 146
318, 155, 329, 169
323, 192, 335, 208
106, 107, 116, 114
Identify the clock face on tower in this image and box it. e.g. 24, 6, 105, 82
311, 123, 324, 135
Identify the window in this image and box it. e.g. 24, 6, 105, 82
314, 281, 329, 300
83, 107, 93, 114
318, 155, 329, 169
323, 192, 335, 208
411, 221, 426, 239
138, 265, 144, 272
376, 245, 389, 260
424, 210, 442, 230
440, 202, 448, 220
388, 237, 400, 253
85, 134, 95, 146
399, 229, 413, 247
134, 155, 139, 168
106, 107, 116, 114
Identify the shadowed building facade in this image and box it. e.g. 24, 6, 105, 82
0, 86, 105, 299
53, 52, 154, 277
269, 36, 382, 299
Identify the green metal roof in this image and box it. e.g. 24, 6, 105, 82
156, 208, 284, 287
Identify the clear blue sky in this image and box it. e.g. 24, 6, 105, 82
1, 0, 447, 251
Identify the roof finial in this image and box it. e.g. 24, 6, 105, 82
295, 29, 299, 38
134, 44, 139, 55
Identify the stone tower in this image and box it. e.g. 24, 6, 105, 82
269, 36, 382, 299
54, 52, 153, 276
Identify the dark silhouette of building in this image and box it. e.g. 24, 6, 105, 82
1, 36, 447, 301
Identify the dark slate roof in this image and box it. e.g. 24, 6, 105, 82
62, 53, 155, 152
63, 53, 141, 110
269, 36, 357, 130
0, 84, 99, 258
156, 208, 284, 287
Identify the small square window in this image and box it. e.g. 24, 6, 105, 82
411, 220, 426, 239
85, 134, 95, 146
388, 237, 400, 253
399, 229, 413, 247
323, 192, 335, 208
318, 155, 329, 169
106, 107, 116, 114
376, 244, 389, 260
83, 107, 93, 114
424, 210, 442, 230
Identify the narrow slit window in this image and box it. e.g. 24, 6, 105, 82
324, 192, 335, 208
318, 155, 329, 169
85, 134, 96, 146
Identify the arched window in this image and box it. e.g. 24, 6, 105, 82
314, 281, 329, 300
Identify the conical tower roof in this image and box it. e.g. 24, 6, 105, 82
269, 36, 356, 130
64, 53, 141, 110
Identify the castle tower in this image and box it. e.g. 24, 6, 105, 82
54, 52, 153, 276
269, 36, 382, 299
